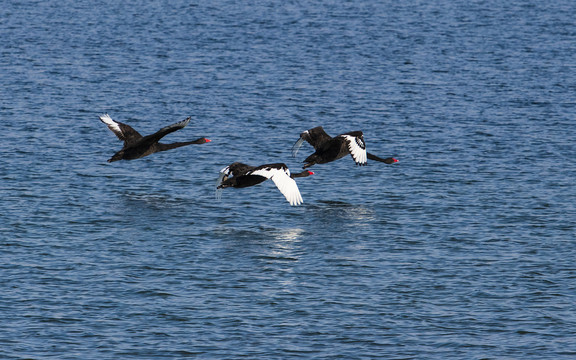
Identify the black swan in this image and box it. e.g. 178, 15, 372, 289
292, 126, 397, 169
215, 162, 314, 206
99, 114, 210, 162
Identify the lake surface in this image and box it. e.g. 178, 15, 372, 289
1, 0, 576, 358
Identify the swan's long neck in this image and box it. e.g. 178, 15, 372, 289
367, 152, 397, 164
157, 139, 205, 152
291, 170, 313, 178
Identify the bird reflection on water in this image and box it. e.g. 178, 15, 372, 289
309, 200, 377, 226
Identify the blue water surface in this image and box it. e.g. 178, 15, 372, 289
1, 0, 576, 359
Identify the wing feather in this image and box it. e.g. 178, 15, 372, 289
99, 114, 143, 144
292, 127, 332, 157
291, 137, 306, 157
341, 134, 367, 165
250, 166, 303, 206
99, 114, 124, 140
215, 165, 232, 200
144, 117, 191, 144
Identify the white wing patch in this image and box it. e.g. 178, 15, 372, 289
99, 113, 124, 139
219, 165, 232, 176
215, 165, 231, 200
341, 134, 367, 166
250, 167, 303, 206
292, 137, 306, 157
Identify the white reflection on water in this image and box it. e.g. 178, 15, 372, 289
272, 227, 304, 241
213, 226, 305, 261
263, 228, 305, 260
122, 192, 180, 209
344, 205, 376, 223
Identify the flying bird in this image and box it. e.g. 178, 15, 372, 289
215, 162, 314, 206
99, 114, 210, 162
292, 126, 397, 169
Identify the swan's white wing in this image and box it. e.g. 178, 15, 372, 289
215, 165, 231, 200
250, 166, 303, 206
291, 137, 306, 157
341, 134, 367, 166
99, 114, 124, 140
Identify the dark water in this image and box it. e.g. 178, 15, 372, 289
2, 0, 576, 358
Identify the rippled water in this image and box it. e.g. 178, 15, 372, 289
2, 0, 576, 358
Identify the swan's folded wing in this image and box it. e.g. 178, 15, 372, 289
227, 162, 254, 178
292, 126, 332, 157
303, 127, 331, 148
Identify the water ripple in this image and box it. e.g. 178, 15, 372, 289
1, 0, 576, 359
